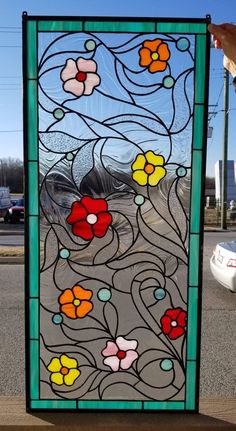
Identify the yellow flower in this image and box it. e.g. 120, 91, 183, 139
47, 354, 80, 386
131, 151, 166, 186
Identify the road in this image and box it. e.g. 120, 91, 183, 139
0, 235, 24, 246
0, 231, 235, 398
0, 222, 24, 247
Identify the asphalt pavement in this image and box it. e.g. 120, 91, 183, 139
0, 235, 24, 246
0, 231, 235, 398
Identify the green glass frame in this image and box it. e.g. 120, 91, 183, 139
23, 14, 210, 412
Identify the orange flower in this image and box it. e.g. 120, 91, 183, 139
58, 285, 93, 319
139, 39, 170, 73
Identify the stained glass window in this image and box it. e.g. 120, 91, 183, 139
23, 14, 210, 412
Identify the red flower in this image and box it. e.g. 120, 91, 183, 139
160, 308, 187, 340
66, 196, 112, 241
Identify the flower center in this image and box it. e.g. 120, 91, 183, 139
151, 52, 159, 61
61, 367, 69, 375
86, 214, 98, 225
145, 163, 155, 174
171, 321, 178, 327
76, 71, 87, 82
73, 299, 81, 306
117, 350, 126, 360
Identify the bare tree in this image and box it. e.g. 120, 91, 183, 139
205, 176, 215, 190
0, 158, 23, 193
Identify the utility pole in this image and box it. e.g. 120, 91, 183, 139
221, 68, 229, 230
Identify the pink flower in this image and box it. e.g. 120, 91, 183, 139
61, 58, 100, 97
102, 336, 138, 372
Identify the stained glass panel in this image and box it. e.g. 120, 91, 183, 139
23, 15, 210, 412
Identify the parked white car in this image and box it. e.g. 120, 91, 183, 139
210, 240, 236, 292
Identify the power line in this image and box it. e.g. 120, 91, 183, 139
0, 88, 21, 90
0, 26, 20, 29
0, 45, 21, 48
0, 76, 21, 79
0, 82, 21, 85
0, 130, 22, 132
208, 83, 224, 125
0, 30, 21, 33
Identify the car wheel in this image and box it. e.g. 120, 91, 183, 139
229, 290, 236, 294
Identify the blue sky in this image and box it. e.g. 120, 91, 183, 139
0, 0, 235, 176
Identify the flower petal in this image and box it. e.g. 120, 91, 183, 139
177, 311, 187, 327
102, 341, 119, 357
169, 326, 185, 340
148, 166, 166, 186
50, 372, 64, 385
84, 73, 101, 95
132, 170, 148, 186
116, 336, 138, 352
149, 60, 167, 73
72, 220, 93, 240
76, 300, 93, 318
61, 303, 77, 319
81, 196, 108, 214
64, 368, 80, 386
73, 285, 93, 301
145, 151, 165, 166
67, 201, 87, 224
61, 59, 78, 82
104, 355, 120, 372
158, 43, 171, 61
132, 154, 146, 171
160, 315, 172, 335
59, 289, 74, 305
120, 350, 138, 370
165, 308, 182, 320
60, 354, 78, 369
143, 39, 162, 52
47, 357, 62, 373
93, 212, 112, 238
63, 79, 84, 97
139, 47, 152, 67
77, 58, 97, 73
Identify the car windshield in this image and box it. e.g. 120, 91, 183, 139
16, 198, 24, 206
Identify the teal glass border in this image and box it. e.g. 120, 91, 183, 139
31, 400, 77, 409
30, 340, 39, 399
190, 151, 202, 233
194, 35, 207, 104
78, 401, 142, 410
24, 16, 210, 412
26, 21, 37, 79
157, 22, 207, 34
36, 18, 208, 35
25, 18, 40, 411
27, 81, 38, 160
38, 20, 83, 32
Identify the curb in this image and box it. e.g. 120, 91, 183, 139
0, 257, 24, 264
204, 228, 236, 232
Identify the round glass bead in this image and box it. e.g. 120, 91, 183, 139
97, 288, 112, 302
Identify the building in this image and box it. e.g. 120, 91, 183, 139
215, 160, 236, 206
